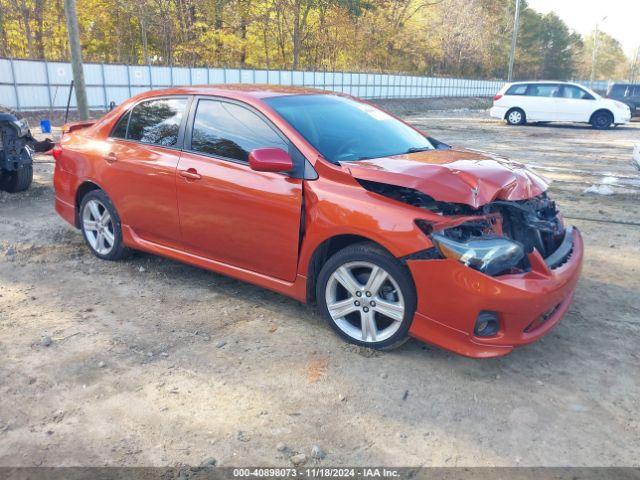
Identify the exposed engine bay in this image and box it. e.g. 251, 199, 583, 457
486, 195, 565, 258
358, 179, 568, 273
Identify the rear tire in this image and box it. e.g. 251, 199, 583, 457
79, 189, 129, 261
591, 111, 613, 130
0, 165, 33, 193
316, 242, 416, 351
505, 108, 526, 125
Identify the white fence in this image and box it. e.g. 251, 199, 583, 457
0, 58, 613, 112
1, 58, 507, 111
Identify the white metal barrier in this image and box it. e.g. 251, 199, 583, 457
0, 58, 507, 111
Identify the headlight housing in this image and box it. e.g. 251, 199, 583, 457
430, 232, 525, 276
614, 101, 629, 111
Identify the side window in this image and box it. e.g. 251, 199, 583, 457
527, 84, 561, 97
562, 86, 592, 100
190, 99, 288, 162
127, 97, 187, 147
631, 86, 640, 97
506, 84, 527, 95
609, 85, 626, 97
110, 111, 130, 138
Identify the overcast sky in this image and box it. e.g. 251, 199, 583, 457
527, 0, 639, 57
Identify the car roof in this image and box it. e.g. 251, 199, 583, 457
508, 81, 581, 86
132, 84, 335, 101
90, 84, 346, 137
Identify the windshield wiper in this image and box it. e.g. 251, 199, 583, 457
404, 146, 433, 154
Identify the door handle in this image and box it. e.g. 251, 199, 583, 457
104, 152, 118, 163
179, 168, 202, 180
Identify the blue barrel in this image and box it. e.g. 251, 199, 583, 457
40, 119, 52, 134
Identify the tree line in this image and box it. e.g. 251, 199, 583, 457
0, 0, 631, 80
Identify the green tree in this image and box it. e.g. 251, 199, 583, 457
0, 0, 631, 82
579, 31, 629, 80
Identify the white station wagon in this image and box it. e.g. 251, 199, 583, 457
490, 81, 631, 129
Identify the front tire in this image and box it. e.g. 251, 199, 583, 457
505, 108, 526, 125
0, 165, 33, 192
316, 242, 416, 350
79, 190, 129, 261
591, 111, 613, 130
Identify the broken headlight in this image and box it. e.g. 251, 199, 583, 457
430, 233, 525, 276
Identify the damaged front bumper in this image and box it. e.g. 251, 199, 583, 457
406, 227, 583, 358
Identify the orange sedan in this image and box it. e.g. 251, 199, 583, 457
53, 86, 583, 357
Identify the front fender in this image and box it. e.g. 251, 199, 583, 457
297, 175, 435, 276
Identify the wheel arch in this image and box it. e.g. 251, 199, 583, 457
305, 234, 397, 305
74, 180, 103, 227
589, 108, 614, 124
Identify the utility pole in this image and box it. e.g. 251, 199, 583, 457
629, 46, 640, 83
64, 0, 89, 120
507, 0, 521, 82
590, 25, 599, 83
590, 16, 608, 84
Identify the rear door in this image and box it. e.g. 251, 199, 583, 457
501, 83, 528, 112
525, 84, 562, 121
554, 85, 597, 122
176, 97, 303, 281
104, 96, 189, 249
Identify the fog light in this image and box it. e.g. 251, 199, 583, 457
474, 311, 500, 337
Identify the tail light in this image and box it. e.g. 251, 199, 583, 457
52, 144, 63, 161
493, 94, 503, 102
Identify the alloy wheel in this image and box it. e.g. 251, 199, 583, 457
82, 199, 115, 255
325, 261, 405, 343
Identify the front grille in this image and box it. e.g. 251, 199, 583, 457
551, 244, 573, 269
545, 226, 575, 269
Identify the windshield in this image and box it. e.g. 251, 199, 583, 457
264, 94, 434, 163
578, 84, 600, 99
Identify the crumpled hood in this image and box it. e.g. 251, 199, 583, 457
344, 148, 548, 208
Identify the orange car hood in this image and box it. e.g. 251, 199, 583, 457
344, 148, 548, 208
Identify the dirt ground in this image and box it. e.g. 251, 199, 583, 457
0, 107, 639, 467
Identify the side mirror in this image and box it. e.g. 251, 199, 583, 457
248, 148, 293, 173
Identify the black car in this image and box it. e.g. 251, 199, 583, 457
0, 110, 54, 193
0, 113, 34, 192
606, 83, 640, 117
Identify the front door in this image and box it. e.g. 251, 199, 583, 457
554, 85, 597, 122
176, 98, 303, 282
103, 96, 189, 249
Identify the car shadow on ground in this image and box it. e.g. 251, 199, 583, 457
524, 122, 636, 131
94, 248, 631, 373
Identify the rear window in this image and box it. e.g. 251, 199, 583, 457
126, 97, 188, 147
506, 84, 528, 95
